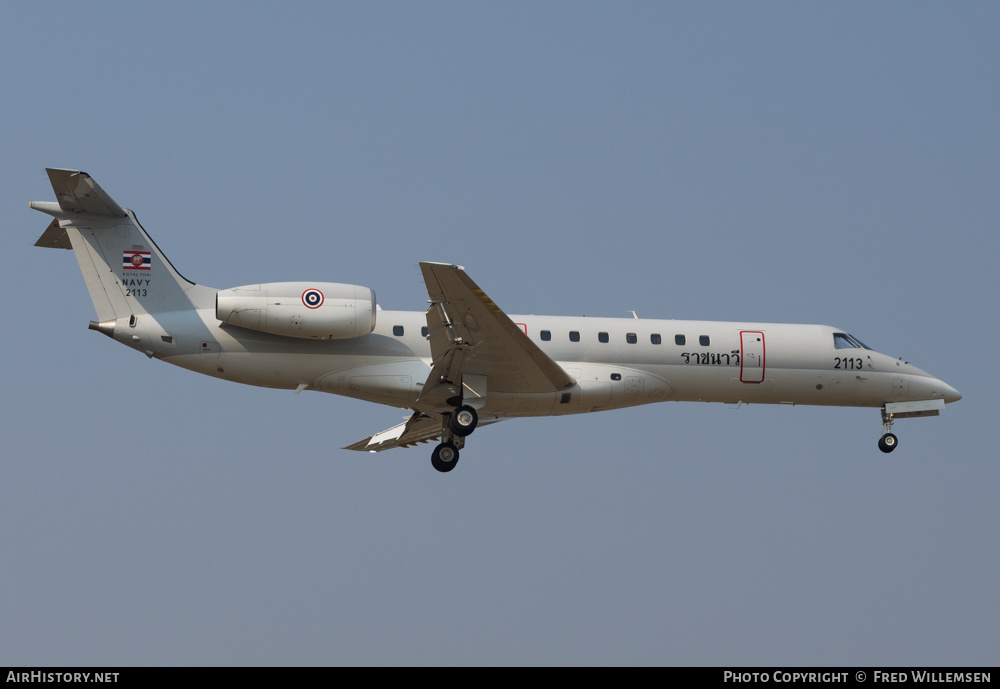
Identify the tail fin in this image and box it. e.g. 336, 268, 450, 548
32, 169, 215, 321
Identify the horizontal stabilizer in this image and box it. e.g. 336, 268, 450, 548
44, 168, 126, 217
34, 219, 72, 249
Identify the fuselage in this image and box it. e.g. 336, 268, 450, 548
111, 306, 961, 420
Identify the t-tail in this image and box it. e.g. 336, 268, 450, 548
31, 168, 216, 349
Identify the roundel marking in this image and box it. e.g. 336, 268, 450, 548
131, 254, 145, 268
302, 288, 325, 309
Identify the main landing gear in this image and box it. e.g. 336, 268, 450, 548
431, 441, 460, 472
449, 405, 478, 437
878, 407, 898, 454
431, 405, 479, 472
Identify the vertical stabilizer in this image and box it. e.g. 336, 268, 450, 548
32, 169, 215, 320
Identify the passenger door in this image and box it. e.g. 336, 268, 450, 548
740, 331, 765, 383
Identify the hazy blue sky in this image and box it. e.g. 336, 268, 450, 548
2, 2, 997, 666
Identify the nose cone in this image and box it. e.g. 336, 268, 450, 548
906, 372, 961, 403
923, 376, 962, 403
903, 361, 961, 403
942, 382, 962, 404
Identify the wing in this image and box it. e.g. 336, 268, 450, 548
343, 412, 443, 452
417, 262, 574, 408
343, 411, 503, 452
346, 262, 567, 452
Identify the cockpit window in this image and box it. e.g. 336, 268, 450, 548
833, 332, 872, 350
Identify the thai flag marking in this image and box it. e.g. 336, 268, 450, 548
123, 250, 151, 270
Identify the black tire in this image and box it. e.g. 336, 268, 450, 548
878, 433, 898, 453
448, 405, 479, 437
431, 442, 460, 472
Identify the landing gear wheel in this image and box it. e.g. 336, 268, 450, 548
878, 433, 898, 453
448, 405, 479, 437
431, 442, 460, 472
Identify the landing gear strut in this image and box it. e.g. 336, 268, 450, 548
878, 407, 898, 454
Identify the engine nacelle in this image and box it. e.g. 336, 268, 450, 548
216, 282, 376, 340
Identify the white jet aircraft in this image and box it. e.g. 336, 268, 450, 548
32, 169, 961, 472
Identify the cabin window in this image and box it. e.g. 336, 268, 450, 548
569, 331, 580, 342
700, 335, 710, 346
540, 330, 551, 341
626, 333, 637, 344
610, 373, 622, 381
421, 326, 428, 337
675, 334, 686, 346
598, 332, 609, 343
651, 334, 661, 345
393, 325, 404, 336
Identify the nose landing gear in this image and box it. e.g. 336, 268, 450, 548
878, 432, 898, 453
878, 407, 898, 453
